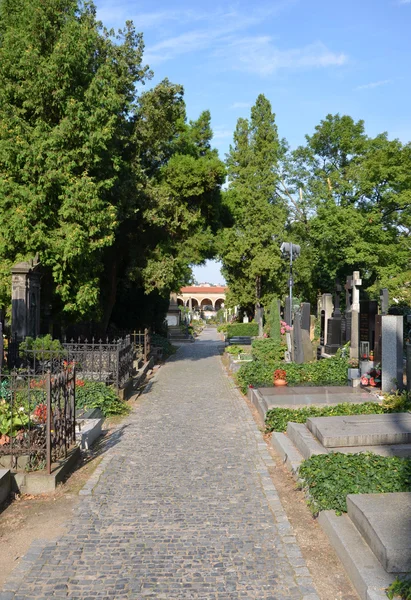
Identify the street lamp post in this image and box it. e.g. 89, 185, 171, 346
280, 242, 301, 325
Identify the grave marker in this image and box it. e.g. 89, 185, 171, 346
381, 315, 403, 392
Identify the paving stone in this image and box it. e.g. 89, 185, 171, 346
1, 329, 319, 599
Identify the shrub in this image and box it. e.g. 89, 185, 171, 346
217, 323, 228, 333
76, 381, 129, 417
299, 453, 411, 514
265, 402, 384, 432
270, 298, 281, 342
151, 334, 176, 358
382, 391, 411, 413
226, 323, 259, 338
251, 338, 286, 364
225, 345, 245, 356
236, 355, 349, 393
387, 578, 411, 600
19, 335, 66, 359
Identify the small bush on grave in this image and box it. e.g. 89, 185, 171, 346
387, 577, 411, 600
382, 391, 411, 413
151, 334, 176, 358
251, 338, 286, 364
226, 322, 259, 338
298, 453, 411, 515
265, 402, 384, 432
76, 381, 129, 417
19, 335, 66, 359
225, 345, 245, 356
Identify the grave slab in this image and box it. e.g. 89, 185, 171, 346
347, 493, 411, 573
307, 413, 411, 448
258, 385, 377, 408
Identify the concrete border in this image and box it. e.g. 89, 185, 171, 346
12, 446, 81, 495
318, 510, 394, 600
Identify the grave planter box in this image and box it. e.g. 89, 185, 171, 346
348, 368, 360, 380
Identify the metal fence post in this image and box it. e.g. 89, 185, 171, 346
46, 372, 52, 475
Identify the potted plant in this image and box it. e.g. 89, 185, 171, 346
273, 368, 287, 386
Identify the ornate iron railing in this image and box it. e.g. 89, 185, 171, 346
7, 336, 134, 391
0, 367, 76, 474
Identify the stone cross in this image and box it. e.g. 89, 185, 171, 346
345, 276, 352, 311
351, 271, 362, 312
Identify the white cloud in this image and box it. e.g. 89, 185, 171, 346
215, 39, 347, 76
356, 79, 392, 90
231, 102, 252, 109
399, 0, 411, 4
213, 128, 233, 140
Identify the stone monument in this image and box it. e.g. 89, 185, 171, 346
325, 281, 343, 355
166, 293, 181, 328
349, 271, 362, 360
318, 293, 333, 355
381, 315, 403, 392
11, 257, 41, 342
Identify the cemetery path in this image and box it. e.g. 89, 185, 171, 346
1, 328, 319, 600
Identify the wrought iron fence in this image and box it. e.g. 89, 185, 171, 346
62, 337, 133, 390
0, 367, 76, 474
7, 336, 134, 391
129, 329, 151, 362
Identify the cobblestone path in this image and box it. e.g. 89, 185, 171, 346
1, 328, 319, 600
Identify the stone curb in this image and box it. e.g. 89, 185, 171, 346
222, 369, 321, 600
318, 510, 394, 600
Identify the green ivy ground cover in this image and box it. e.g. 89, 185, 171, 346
298, 453, 411, 514
236, 355, 349, 393
251, 338, 286, 363
226, 323, 259, 338
265, 402, 385, 432
76, 381, 130, 417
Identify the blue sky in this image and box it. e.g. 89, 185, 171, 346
96, 0, 411, 283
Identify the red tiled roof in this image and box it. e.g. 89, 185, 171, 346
180, 286, 227, 294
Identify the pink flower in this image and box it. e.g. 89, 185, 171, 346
280, 328, 285, 334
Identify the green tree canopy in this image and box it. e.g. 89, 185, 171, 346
218, 95, 288, 312
0, 0, 225, 331
287, 114, 411, 303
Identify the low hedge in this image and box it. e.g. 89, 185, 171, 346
299, 453, 411, 514
265, 402, 384, 432
251, 338, 286, 364
236, 355, 349, 393
226, 322, 259, 338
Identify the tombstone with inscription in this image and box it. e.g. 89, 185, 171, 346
325, 281, 343, 355
318, 293, 333, 355
11, 257, 41, 342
